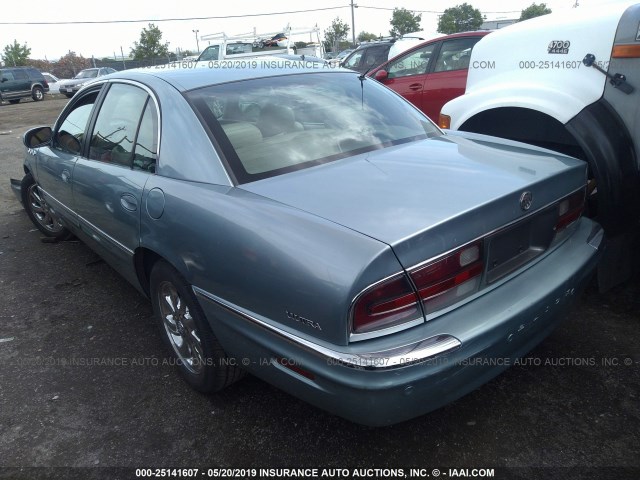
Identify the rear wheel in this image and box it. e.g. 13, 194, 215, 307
20, 173, 71, 239
32, 86, 44, 101
150, 260, 244, 392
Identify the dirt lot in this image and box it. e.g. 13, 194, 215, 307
0, 97, 639, 480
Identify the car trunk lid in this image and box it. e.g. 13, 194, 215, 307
241, 132, 587, 270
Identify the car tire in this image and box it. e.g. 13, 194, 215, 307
32, 86, 44, 101
21, 173, 72, 239
64, 93, 73, 98
150, 260, 245, 392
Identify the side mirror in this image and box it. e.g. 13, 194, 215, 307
23, 126, 52, 148
374, 70, 389, 81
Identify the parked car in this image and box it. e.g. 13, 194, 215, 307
440, 1, 640, 291
340, 41, 394, 74
42, 72, 63, 94
0, 66, 49, 103
369, 31, 490, 122
327, 48, 353, 65
57, 67, 116, 98
14, 60, 602, 426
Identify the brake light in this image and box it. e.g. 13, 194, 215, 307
438, 114, 451, 129
410, 242, 484, 313
555, 189, 585, 232
352, 274, 420, 334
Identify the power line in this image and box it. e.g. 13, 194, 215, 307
357, 5, 522, 14
0, 5, 348, 25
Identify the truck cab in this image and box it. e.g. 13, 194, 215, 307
440, 2, 640, 289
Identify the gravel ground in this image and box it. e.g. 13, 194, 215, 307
0, 96, 638, 480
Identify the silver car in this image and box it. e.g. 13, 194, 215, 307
57, 67, 116, 98
15, 60, 602, 426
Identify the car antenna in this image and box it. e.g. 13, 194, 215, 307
358, 68, 373, 108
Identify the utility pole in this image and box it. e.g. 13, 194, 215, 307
192, 29, 200, 53
350, 0, 357, 47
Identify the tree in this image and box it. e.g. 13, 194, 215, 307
519, 3, 552, 21
389, 8, 422, 37
131, 23, 170, 61
357, 31, 379, 42
55, 51, 91, 78
2, 40, 31, 66
437, 3, 484, 34
324, 17, 350, 52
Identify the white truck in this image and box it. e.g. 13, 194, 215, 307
196, 27, 324, 62
440, 1, 640, 289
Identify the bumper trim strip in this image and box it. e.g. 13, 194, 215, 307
193, 286, 461, 370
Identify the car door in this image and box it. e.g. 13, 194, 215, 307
420, 36, 484, 121
72, 82, 158, 283
376, 43, 437, 112
36, 87, 103, 226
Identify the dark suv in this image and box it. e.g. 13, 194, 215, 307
0, 67, 49, 104
340, 42, 394, 74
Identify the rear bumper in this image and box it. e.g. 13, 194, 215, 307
195, 218, 603, 426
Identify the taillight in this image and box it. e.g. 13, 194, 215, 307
352, 242, 485, 335
555, 189, 585, 232
438, 114, 451, 129
352, 274, 420, 334
410, 241, 484, 313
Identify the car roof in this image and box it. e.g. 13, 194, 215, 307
111, 58, 355, 92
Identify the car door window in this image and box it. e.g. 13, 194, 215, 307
52, 91, 99, 155
13, 70, 28, 80
434, 37, 482, 72
387, 44, 437, 79
363, 46, 388, 69
89, 83, 149, 167
132, 100, 159, 173
2, 70, 15, 81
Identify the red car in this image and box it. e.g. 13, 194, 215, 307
368, 31, 491, 122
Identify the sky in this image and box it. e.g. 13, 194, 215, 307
0, 0, 627, 61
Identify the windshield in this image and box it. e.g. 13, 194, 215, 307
188, 72, 440, 184
76, 69, 99, 79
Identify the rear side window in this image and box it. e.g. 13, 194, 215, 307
89, 83, 149, 167
434, 37, 483, 72
14, 70, 28, 80
132, 100, 159, 172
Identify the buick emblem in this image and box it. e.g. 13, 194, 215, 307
520, 191, 533, 211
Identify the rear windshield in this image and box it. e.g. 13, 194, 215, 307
187, 71, 440, 184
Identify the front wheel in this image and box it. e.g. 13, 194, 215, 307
32, 86, 44, 101
150, 260, 244, 392
21, 173, 71, 239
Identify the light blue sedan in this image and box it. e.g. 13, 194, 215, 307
15, 59, 602, 425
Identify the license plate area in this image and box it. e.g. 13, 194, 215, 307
485, 206, 557, 284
